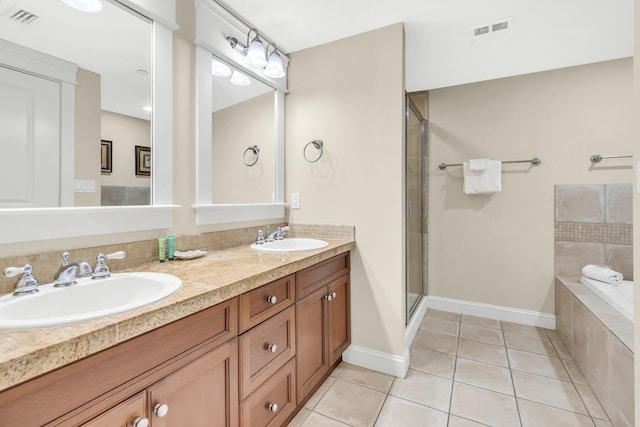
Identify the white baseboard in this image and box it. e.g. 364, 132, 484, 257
406, 296, 429, 349
425, 295, 556, 329
342, 344, 410, 378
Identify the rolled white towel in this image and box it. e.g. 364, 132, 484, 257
581, 264, 623, 284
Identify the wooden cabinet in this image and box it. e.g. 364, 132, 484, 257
81, 392, 146, 427
295, 253, 350, 404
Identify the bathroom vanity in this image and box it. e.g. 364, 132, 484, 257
0, 241, 353, 426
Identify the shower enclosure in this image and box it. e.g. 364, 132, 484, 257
405, 95, 426, 323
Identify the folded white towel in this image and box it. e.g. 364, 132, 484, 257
581, 264, 623, 284
463, 160, 502, 195
469, 159, 490, 171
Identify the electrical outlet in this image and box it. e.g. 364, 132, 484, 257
74, 180, 96, 193
291, 192, 300, 209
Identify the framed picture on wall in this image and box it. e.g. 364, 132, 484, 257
101, 140, 112, 174
135, 145, 151, 176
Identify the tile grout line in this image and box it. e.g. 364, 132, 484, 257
502, 321, 525, 427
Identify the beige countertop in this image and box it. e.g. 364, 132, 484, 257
0, 239, 355, 392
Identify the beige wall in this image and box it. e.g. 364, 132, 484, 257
286, 23, 406, 356
633, 0, 640, 421
212, 92, 275, 204
101, 111, 151, 188
428, 58, 634, 315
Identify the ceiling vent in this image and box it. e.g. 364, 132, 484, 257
472, 18, 511, 40
4, 7, 39, 24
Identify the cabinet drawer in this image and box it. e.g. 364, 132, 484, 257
82, 392, 146, 427
239, 305, 296, 399
239, 274, 295, 333
240, 358, 297, 427
296, 253, 350, 299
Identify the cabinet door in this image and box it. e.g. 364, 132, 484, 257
147, 339, 239, 427
82, 392, 146, 427
327, 274, 351, 366
295, 286, 328, 403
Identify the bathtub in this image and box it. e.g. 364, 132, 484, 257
580, 276, 633, 322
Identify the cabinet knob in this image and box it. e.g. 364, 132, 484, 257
268, 403, 278, 413
133, 417, 149, 427
325, 292, 336, 301
154, 403, 169, 418
267, 295, 277, 304
330, 292, 337, 299
267, 343, 277, 353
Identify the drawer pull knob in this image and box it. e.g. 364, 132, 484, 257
269, 403, 278, 413
267, 343, 277, 353
154, 403, 169, 418
133, 417, 149, 427
267, 295, 277, 304
325, 292, 336, 301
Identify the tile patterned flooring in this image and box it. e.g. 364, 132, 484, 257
288, 309, 613, 427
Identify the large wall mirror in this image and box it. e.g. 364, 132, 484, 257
194, 0, 287, 225
0, 0, 177, 243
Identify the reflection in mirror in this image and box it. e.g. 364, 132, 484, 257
0, 0, 152, 208
211, 56, 275, 204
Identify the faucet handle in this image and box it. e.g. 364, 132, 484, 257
60, 251, 71, 266
256, 230, 265, 244
92, 251, 126, 279
3, 264, 39, 296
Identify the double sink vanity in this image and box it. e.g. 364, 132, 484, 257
0, 236, 354, 426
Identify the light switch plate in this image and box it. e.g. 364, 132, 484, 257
74, 179, 96, 193
291, 192, 300, 209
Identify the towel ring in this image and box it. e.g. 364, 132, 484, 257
304, 139, 324, 163
243, 145, 260, 166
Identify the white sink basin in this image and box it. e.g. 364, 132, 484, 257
251, 238, 328, 252
0, 272, 182, 329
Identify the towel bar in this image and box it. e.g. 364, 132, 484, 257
439, 157, 541, 170
590, 154, 632, 164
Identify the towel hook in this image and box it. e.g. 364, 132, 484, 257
304, 139, 324, 163
243, 145, 260, 166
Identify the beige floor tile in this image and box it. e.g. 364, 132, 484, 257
426, 309, 461, 322
288, 408, 311, 427
551, 339, 573, 359
300, 411, 351, 427
461, 314, 501, 329
305, 377, 336, 409
561, 359, 589, 385
315, 379, 386, 427
413, 330, 458, 355
421, 316, 460, 337
457, 338, 509, 367
389, 369, 453, 412
511, 371, 588, 415
518, 398, 595, 427
460, 324, 505, 346
409, 347, 456, 379
504, 331, 557, 356
331, 362, 347, 378
454, 358, 514, 395
338, 363, 395, 393
447, 415, 488, 426
374, 395, 448, 427
593, 420, 614, 427
450, 382, 520, 427
545, 329, 562, 340
507, 348, 570, 381
575, 383, 609, 420
501, 322, 548, 337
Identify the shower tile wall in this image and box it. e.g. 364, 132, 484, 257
555, 184, 633, 279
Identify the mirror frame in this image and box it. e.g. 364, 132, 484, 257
193, 0, 287, 225
0, 0, 178, 244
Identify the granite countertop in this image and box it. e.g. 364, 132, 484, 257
0, 239, 355, 392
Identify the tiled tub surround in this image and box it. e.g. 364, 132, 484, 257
555, 277, 634, 427
555, 184, 633, 279
0, 225, 355, 391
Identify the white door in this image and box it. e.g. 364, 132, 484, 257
0, 65, 60, 207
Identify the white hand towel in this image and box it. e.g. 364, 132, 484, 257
469, 159, 490, 171
581, 264, 623, 284
463, 160, 502, 195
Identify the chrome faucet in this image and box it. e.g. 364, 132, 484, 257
53, 252, 92, 287
3, 264, 40, 296
265, 225, 285, 242
92, 251, 126, 279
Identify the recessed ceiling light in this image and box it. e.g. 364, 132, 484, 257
61, 0, 103, 13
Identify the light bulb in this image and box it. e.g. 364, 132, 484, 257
61, 0, 103, 12
245, 37, 267, 68
211, 59, 232, 77
264, 52, 285, 78
229, 71, 250, 87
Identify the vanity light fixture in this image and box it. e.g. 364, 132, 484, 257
225, 28, 286, 79
229, 70, 251, 86
211, 59, 232, 77
61, 0, 103, 13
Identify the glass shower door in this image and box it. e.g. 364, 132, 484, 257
406, 97, 425, 323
